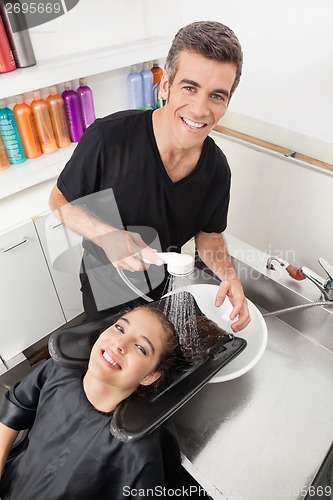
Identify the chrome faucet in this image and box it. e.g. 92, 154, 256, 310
301, 258, 333, 301
266, 256, 333, 301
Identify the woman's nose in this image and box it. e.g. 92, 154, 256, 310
114, 337, 128, 354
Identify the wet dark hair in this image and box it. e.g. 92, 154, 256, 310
165, 20, 243, 99
120, 305, 181, 393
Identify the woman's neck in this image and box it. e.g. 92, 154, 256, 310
82, 371, 133, 413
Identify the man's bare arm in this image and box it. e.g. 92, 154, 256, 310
49, 185, 163, 270
195, 231, 250, 332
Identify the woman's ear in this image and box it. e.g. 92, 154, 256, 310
140, 371, 161, 386
159, 70, 170, 101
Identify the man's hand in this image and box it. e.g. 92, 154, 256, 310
195, 231, 251, 332
215, 277, 250, 333
49, 185, 164, 272
94, 229, 165, 271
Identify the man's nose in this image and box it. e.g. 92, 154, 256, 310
191, 93, 210, 117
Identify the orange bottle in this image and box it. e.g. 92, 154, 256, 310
13, 95, 42, 159
31, 90, 58, 154
0, 132, 10, 169
151, 60, 163, 85
47, 86, 71, 148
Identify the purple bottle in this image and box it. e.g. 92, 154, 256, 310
77, 77, 96, 129
62, 81, 84, 142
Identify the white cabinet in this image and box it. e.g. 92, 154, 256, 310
34, 212, 84, 322
0, 220, 65, 363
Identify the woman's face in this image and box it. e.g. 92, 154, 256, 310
87, 309, 165, 393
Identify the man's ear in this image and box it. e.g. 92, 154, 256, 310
159, 70, 170, 101
140, 371, 161, 386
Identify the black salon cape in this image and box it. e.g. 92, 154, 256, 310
0, 360, 183, 499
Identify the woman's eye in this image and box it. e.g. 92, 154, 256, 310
115, 324, 124, 333
136, 344, 147, 356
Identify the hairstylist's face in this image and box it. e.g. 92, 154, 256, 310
160, 50, 236, 150
88, 309, 164, 393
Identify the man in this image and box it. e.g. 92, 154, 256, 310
49, 20, 250, 332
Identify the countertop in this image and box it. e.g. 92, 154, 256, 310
173, 311, 333, 499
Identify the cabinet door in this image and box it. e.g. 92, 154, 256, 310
34, 212, 84, 322
0, 221, 65, 362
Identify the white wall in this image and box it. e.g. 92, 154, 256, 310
175, 0, 333, 163
28, 0, 333, 162
211, 132, 333, 275
29, 0, 147, 59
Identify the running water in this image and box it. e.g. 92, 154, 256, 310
162, 274, 199, 359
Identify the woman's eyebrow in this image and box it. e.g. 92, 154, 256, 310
119, 317, 130, 325
120, 317, 155, 355
140, 336, 155, 355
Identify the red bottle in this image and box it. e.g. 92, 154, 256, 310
0, 16, 16, 74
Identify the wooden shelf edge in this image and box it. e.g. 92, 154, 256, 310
214, 124, 333, 174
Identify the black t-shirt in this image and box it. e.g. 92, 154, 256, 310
57, 110, 231, 315
57, 109, 231, 258
0, 360, 183, 499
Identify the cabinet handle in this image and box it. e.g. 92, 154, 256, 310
1, 237, 28, 253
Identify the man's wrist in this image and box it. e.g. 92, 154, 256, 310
216, 268, 240, 282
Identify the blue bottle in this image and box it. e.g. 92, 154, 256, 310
127, 66, 143, 109
140, 62, 154, 109
0, 100, 26, 165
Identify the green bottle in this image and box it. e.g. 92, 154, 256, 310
0, 99, 26, 165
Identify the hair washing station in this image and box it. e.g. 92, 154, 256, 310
48, 253, 267, 441
49, 292, 248, 442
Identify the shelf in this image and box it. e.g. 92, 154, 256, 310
0, 36, 171, 202
0, 37, 171, 99
0, 143, 76, 200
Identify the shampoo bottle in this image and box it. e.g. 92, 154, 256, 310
31, 90, 58, 154
77, 78, 96, 129
0, 0, 36, 68
62, 81, 84, 142
47, 86, 71, 148
151, 60, 163, 108
0, 100, 26, 165
0, 132, 10, 170
13, 95, 42, 159
151, 60, 163, 85
0, 15, 16, 73
127, 66, 143, 109
140, 62, 154, 109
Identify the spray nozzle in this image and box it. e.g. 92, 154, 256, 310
144, 252, 194, 276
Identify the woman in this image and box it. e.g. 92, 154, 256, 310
0, 306, 183, 499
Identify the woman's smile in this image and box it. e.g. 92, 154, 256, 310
101, 350, 122, 370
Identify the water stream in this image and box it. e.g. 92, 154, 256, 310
162, 274, 199, 359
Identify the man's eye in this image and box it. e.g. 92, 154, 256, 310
211, 93, 225, 102
136, 344, 147, 356
183, 86, 195, 92
115, 324, 124, 333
